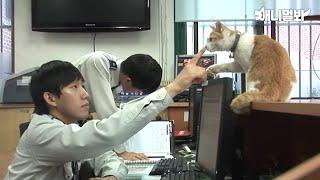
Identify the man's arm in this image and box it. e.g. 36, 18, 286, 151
30, 87, 174, 162
30, 48, 207, 162
166, 47, 207, 97
90, 150, 127, 179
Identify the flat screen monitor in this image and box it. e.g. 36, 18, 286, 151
32, 0, 150, 32
196, 78, 235, 179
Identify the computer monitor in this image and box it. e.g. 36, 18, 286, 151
196, 78, 235, 179
175, 54, 216, 78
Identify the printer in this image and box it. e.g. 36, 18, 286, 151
0, 67, 38, 103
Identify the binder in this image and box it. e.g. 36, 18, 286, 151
123, 120, 174, 177
123, 120, 174, 157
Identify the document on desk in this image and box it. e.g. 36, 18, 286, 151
123, 121, 172, 158
124, 121, 173, 177
126, 163, 154, 178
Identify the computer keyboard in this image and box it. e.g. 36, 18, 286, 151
149, 158, 188, 175
160, 171, 197, 180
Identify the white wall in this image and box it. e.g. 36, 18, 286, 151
14, 0, 175, 81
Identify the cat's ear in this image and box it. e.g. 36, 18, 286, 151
215, 21, 223, 33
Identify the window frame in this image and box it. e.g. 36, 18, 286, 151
270, 15, 320, 99
179, 16, 320, 99
0, 0, 14, 77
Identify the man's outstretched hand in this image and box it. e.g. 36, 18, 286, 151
166, 47, 207, 97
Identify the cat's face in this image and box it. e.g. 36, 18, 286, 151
206, 22, 237, 52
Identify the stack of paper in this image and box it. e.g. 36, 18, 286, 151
123, 121, 173, 177
123, 121, 172, 157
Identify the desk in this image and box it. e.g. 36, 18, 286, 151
237, 100, 320, 179
0, 104, 33, 179
127, 176, 160, 180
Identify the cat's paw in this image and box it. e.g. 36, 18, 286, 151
230, 96, 251, 115
206, 64, 220, 74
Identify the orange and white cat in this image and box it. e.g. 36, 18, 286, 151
206, 22, 296, 114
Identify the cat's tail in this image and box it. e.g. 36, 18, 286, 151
230, 90, 279, 114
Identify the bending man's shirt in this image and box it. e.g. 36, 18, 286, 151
73, 51, 122, 119
74, 52, 127, 153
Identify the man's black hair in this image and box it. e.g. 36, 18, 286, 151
120, 54, 162, 94
30, 60, 84, 115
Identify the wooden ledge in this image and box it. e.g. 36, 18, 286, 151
115, 102, 189, 108
168, 102, 189, 107
251, 100, 320, 116
0, 104, 34, 109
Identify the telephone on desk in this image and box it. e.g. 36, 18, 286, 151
174, 130, 191, 138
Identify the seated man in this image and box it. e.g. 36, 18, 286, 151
5, 47, 207, 180
74, 52, 162, 160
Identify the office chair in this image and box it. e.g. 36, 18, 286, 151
19, 122, 30, 137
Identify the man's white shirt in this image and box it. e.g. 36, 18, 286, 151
5, 87, 173, 180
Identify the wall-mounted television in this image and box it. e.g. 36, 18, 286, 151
32, 0, 150, 32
